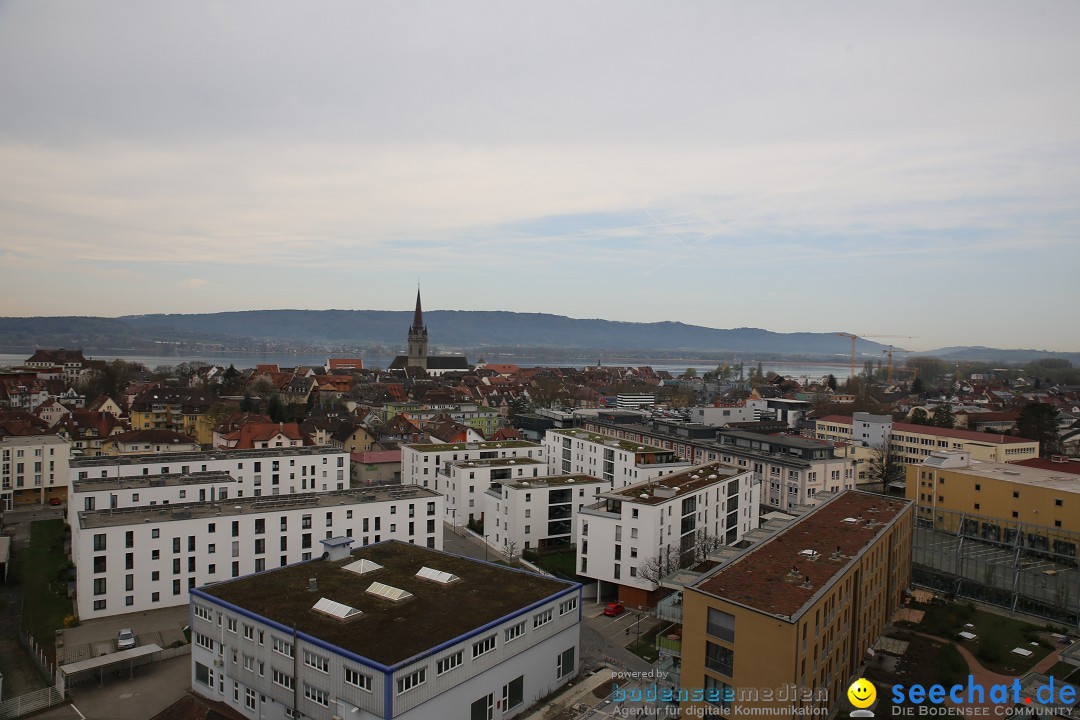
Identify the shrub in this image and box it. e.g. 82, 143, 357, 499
63, 614, 80, 628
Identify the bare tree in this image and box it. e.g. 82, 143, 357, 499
636, 545, 682, 589
502, 541, 518, 563
692, 529, 725, 565
865, 442, 904, 490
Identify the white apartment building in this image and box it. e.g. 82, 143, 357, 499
542, 429, 690, 488
689, 406, 757, 426
577, 463, 759, 607
713, 430, 856, 510
189, 540, 580, 720
1, 434, 70, 510
72, 485, 443, 620
438, 457, 548, 529
482, 474, 608, 554
401, 440, 545, 494
69, 446, 351, 502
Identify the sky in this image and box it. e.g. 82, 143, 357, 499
1, 1, 1078, 353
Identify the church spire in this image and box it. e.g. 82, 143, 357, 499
412, 287, 424, 330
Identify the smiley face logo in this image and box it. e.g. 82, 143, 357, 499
848, 678, 876, 709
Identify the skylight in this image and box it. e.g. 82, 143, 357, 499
343, 559, 383, 576
312, 597, 362, 620
367, 581, 414, 602
416, 566, 459, 585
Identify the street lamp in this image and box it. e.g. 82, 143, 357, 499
484, 534, 490, 562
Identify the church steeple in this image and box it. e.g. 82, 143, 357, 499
407, 286, 429, 368
412, 287, 425, 330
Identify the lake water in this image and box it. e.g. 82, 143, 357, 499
0, 351, 853, 380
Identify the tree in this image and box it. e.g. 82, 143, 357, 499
692, 529, 725, 565
866, 442, 904, 489
636, 545, 683, 589
502, 541, 518, 563
826, 374, 838, 391
931, 404, 955, 429
239, 392, 255, 412
910, 408, 930, 425
1016, 402, 1062, 457
911, 376, 926, 395
266, 394, 285, 422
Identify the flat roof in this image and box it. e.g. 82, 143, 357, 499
549, 429, 669, 454
502, 474, 606, 489
72, 471, 237, 493
605, 463, 743, 505
937, 460, 1080, 492
197, 540, 576, 667
404, 440, 539, 453
71, 445, 345, 468
816, 415, 1036, 445
79, 487, 439, 529
693, 491, 911, 619
717, 429, 831, 451
448, 457, 544, 468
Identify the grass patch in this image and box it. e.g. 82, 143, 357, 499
14, 519, 72, 661
529, 549, 583, 581
866, 635, 967, 708
953, 612, 1052, 675
626, 625, 661, 663
1044, 661, 1080, 683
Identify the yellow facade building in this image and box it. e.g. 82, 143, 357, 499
680, 490, 913, 717
908, 452, 1080, 539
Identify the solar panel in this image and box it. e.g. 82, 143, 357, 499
416, 566, 459, 585
312, 597, 362, 620
342, 559, 383, 576
366, 581, 414, 602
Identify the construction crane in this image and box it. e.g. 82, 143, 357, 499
835, 333, 918, 380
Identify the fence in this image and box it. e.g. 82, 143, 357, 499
18, 631, 55, 686
0, 687, 64, 720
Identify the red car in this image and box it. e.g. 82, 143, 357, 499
603, 602, 625, 616
49, 498, 62, 506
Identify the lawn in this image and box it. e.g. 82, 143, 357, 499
14, 519, 73, 662
910, 602, 1053, 675
1043, 661, 1080, 684
529, 549, 583, 581
627, 625, 661, 664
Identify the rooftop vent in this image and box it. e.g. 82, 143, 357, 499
342, 559, 383, 576
312, 597, 362, 621
798, 549, 820, 560
367, 581, 413, 603
831, 546, 842, 560
800, 576, 813, 589
416, 567, 460, 585
843, 517, 859, 524
788, 565, 801, 577
308, 577, 318, 592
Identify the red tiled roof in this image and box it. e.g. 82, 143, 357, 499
351, 450, 401, 464
1015, 458, 1080, 475
328, 358, 364, 370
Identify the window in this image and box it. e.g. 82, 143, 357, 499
151, 528, 159, 539
195, 632, 214, 651
273, 668, 294, 690
243, 624, 254, 641
397, 667, 427, 694
194, 604, 212, 621
304, 650, 329, 673
304, 684, 329, 707
272, 637, 293, 657
1056, 498, 1064, 507
437, 651, 463, 675
503, 675, 524, 711
227, 618, 237, 633
505, 621, 526, 643
533, 609, 553, 628
93, 533, 106, 551
707, 608, 735, 642
473, 634, 497, 658
705, 641, 734, 677
345, 667, 372, 691
557, 647, 575, 678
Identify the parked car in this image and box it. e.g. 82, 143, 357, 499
117, 628, 136, 651
603, 602, 625, 617
48, 498, 62, 506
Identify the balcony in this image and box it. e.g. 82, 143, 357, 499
655, 593, 684, 623
655, 625, 682, 656
655, 655, 681, 688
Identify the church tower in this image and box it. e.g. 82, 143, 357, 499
406, 287, 429, 369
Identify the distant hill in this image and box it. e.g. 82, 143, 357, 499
0, 311, 1075, 364
0, 309, 894, 357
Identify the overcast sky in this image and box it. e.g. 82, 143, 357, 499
1, 1, 1078, 352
